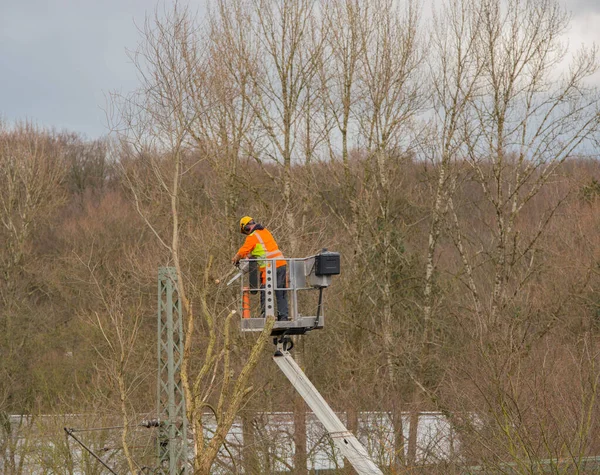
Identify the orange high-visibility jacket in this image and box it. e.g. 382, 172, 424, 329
236, 228, 286, 279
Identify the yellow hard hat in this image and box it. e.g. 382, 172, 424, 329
239, 216, 254, 233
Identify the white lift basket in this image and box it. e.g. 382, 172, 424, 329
233, 249, 341, 336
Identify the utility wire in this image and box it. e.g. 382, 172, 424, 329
64, 427, 119, 475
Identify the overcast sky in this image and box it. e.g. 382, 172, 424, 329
1, 0, 599, 139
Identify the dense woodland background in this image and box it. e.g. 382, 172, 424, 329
2, 0, 600, 473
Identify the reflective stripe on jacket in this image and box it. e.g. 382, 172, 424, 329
236, 228, 286, 270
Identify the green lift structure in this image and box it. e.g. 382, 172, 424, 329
157, 267, 189, 474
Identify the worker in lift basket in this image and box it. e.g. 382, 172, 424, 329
232, 216, 289, 321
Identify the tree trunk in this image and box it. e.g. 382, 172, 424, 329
242, 412, 259, 474
406, 408, 419, 467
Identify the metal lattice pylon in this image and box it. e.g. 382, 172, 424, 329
157, 267, 189, 474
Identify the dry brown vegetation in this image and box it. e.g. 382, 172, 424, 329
2, 0, 600, 473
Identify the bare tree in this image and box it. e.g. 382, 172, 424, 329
0, 122, 68, 296
77, 257, 150, 474
213, 3, 328, 472
110, 5, 276, 473
186, 0, 263, 248
458, 0, 600, 332
0, 122, 69, 414
355, 0, 426, 466
403, 0, 486, 465
235, 0, 324, 250
439, 0, 600, 468
317, 0, 368, 251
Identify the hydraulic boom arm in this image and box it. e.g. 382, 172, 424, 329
273, 350, 383, 475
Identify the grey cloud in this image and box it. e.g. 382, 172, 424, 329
563, 0, 600, 16
0, 0, 597, 138
0, 0, 153, 138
